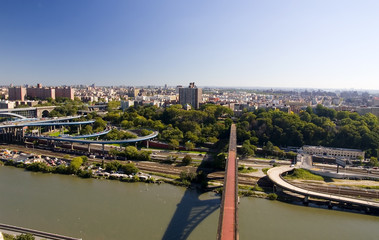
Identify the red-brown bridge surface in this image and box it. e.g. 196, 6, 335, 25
217, 124, 238, 240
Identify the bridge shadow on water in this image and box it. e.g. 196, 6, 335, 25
162, 160, 221, 240
161, 187, 220, 240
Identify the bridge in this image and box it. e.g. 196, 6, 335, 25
267, 165, 379, 210
217, 124, 238, 240
0, 106, 56, 118
0, 116, 84, 129
61, 127, 112, 139
0, 112, 27, 119
25, 131, 159, 145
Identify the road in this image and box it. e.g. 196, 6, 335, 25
267, 166, 379, 209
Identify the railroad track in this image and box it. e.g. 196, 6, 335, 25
0, 223, 81, 240
3, 144, 260, 186
289, 182, 379, 201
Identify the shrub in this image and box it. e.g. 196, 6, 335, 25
25, 162, 52, 173
77, 169, 93, 178
15, 233, 35, 240
268, 193, 278, 200
179, 171, 196, 182
182, 155, 192, 165
252, 184, 264, 192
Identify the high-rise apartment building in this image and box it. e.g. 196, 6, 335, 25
55, 87, 74, 100
27, 84, 55, 100
8, 87, 26, 101
179, 82, 202, 109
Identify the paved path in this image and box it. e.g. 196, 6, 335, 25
267, 166, 379, 209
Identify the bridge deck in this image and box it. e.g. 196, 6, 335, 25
25, 131, 159, 144
217, 124, 238, 240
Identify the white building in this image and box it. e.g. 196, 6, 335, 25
302, 145, 364, 159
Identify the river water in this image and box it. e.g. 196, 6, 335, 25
0, 166, 378, 240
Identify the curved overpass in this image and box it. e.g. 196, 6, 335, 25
62, 128, 112, 139
0, 112, 27, 119
267, 166, 379, 209
20, 120, 95, 127
25, 131, 159, 144
0, 116, 84, 129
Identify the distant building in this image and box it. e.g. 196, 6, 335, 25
179, 82, 202, 109
27, 84, 55, 100
55, 87, 74, 100
356, 107, 379, 118
128, 87, 140, 98
8, 87, 26, 101
0, 100, 15, 109
121, 100, 134, 111
302, 145, 364, 159
10, 84, 75, 101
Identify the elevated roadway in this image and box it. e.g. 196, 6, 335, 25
0, 112, 27, 119
61, 128, 112, 139
267, 166, 379, 210
0, 116, 84, 129
25, 131, 159, 145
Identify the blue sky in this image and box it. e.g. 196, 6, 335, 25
1, 0, 379, 90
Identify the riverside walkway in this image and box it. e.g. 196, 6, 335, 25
217, 124, 238, 240
0, 223, 81, 240
267, 166, 379, 210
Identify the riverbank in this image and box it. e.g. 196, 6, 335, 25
0, 146, 269, 199
2, 145, 378, 214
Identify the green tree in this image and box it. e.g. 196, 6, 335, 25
68, 156, 83, 174
124, 146, 138, 159
182, 155, 192, 165
369, 157, 379, 167
185, 141, 195, 150
263, 141, 274, 155
105, 161, 121, 172
109, 148, 120, 160
107, 101, 121, 112
240, 140, 256, 157
119, 163, 139, 174
121, 120, 133, 129
93, 117, 107, 132
80, 125, 93, 135
169, 139, 180, 150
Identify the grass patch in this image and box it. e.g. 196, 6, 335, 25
284, 168, 325, 181
238, 165, 258, 173
252, 184, 264, 192
238, 185, 251, 190
48, 131, 62, 137
262, 168, 271, 175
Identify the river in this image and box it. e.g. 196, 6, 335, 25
0, 166, 378, 240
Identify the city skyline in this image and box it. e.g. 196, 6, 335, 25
1, 0, 379, 90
